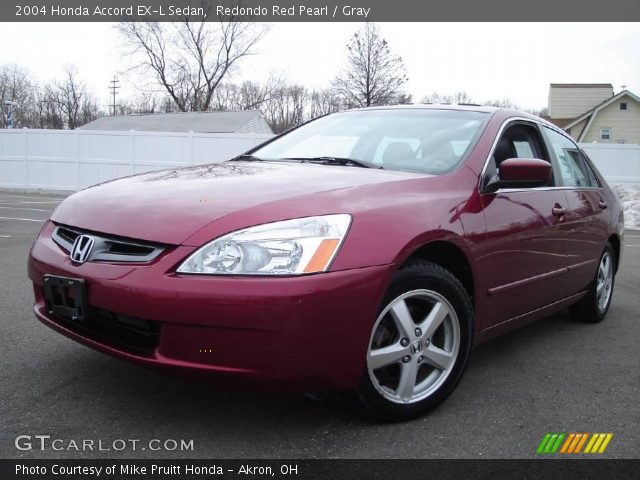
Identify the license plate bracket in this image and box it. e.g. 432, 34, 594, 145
42, 275, 87, 321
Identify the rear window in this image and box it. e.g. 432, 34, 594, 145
543, 126, 599, 188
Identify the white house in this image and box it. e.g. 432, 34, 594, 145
546, 83, 640, 144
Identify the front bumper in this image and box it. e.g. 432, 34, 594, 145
28, 222, 396, 391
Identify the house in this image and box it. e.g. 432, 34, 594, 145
545, 83, 640, 144
79, 110, 273, 135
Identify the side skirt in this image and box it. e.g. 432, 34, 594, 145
474, 290, 587, 345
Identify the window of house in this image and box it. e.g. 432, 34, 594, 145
600, 128, 611, 140
620, 102, 628, 111
543, 126, 597, 188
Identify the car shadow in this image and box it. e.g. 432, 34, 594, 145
32, 308, 587, 432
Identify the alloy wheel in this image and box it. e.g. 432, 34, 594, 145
367, 289, 460, 404
596, 251, 613, 313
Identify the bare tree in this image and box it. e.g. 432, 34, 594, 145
50, 66, 99, 129
0, 63, 101, 129
422, 91, 474, 105
212, 78, 278, 111
309, 88, 344, 118
79, 96, 100, 126
421, 92, 445, 104
451, 91, 474, 104
118, 92, 160, 115
332, 23, 408, 108
33, 85, 63, 129
528, 106, 548, 117
117, 19, 267, 112
484, 97, 517, 108
262, 84, 308, 133
0, 64, 38, 128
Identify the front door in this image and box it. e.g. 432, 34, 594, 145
478, 121, 572, 326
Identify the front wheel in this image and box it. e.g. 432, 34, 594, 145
570, 243, 616, 323
354, 260, 473, 421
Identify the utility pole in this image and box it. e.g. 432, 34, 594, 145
109, 76, 120, 115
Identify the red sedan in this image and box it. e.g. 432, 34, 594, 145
28, 106, 623, 420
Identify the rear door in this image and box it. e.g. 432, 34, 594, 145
541, 126, 609, 293
478, 121, 572, 326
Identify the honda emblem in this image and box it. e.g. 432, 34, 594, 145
70, 235, 94, 264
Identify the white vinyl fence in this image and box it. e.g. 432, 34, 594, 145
580, 143, 640, 186
0, 129, 639, 191
0, 129, 273, 191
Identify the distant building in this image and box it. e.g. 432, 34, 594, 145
79, 110, 273, 135
545, 84, 640, 144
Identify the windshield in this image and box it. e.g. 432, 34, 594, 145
251, 109, 489, 174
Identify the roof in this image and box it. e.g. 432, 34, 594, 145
563, 90, 640, 140
550, 83, 613, 89
79, 110, 273, 134
354, 104, 501, 114
541, 117, 575, 128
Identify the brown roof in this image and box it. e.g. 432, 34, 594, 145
549, 83, 613, 88
540, 116, 574, 128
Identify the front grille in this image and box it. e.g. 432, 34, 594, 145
56, 226, 79, 244
50, 305, 161, 355
52, 224, 165, 264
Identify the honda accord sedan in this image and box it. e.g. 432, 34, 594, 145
28, 106, 623, 420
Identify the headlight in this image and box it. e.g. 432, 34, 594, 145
177, 214, 351, 275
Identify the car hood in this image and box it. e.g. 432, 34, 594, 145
51, 161, 422, 245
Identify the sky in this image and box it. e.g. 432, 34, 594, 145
0, 22, 639, 111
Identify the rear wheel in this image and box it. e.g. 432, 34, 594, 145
354, 260, 473, 421
570, 243, 616, 323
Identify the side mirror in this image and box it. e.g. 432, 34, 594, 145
500, 158, 552, 186
484, 158, 552, 192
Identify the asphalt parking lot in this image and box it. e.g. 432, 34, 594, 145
1, 189, 638, 459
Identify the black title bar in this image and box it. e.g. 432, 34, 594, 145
2, 459, 640, 480
5, 0, 640, 22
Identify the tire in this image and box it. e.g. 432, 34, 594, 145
354, 260, 473, 421
569, 242, 616, 323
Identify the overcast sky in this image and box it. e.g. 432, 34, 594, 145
1, 22, 638, 111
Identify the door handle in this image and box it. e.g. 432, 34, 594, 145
598, 200, 608, 210
552, 206, 566, 217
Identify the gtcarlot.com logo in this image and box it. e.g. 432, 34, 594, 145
15, 435, 194, 452
537, 432, 613, 455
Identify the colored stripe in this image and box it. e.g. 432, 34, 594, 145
544, 434, 559, 454
584, 433, 598, 453
537, 434, 552, 454
574, 433, 589, 453
598, 434, 613, 453
303, 238, 340, 273
560, 434, 575, 453
591, 433, 606, 453
567, 434, 582, 453
550, 433, 565, 453
584, 434, 598, 453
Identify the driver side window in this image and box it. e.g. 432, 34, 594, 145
493, 124, 549, 165
485, 123, 554, 188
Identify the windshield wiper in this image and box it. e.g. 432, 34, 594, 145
281, 156, 382, 169
230, 154, 262, 162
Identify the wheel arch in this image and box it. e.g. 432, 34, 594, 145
400, 238, 476, 307
608, 233, 621, 273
